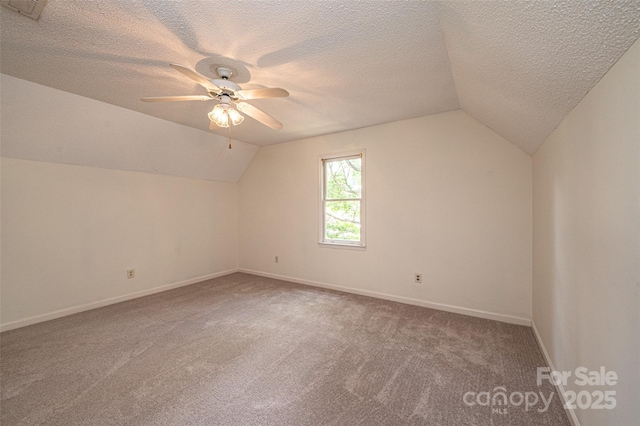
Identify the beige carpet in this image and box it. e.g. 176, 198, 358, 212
1, 273, 569, 425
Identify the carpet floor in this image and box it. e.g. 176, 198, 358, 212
1, 273, 569, 425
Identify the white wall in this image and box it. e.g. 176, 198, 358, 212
1, 158, 238, 329
0, 74, 259, 183
533, 39, 640, 426
0, 74, 250, 330
239, 110, 533, 323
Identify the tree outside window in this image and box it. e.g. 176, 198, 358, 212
321, 152, 365, 247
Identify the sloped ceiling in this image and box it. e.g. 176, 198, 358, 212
1, 1, 639, 154
438, 1, 640, 153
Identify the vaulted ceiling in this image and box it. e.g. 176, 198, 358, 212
1, 1, 639, 154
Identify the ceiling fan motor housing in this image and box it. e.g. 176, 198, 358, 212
210, 67, 241, 95
212, 79, 241, 95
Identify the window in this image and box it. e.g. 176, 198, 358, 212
319, 150, 365, 248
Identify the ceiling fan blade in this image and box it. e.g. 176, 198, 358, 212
141, 95, 212, 102
235, 88, 289, 100
236, 102, 283, 130
169, 64, 221, 93
209, 120, 218, 131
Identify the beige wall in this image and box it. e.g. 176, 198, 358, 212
1, 158, 239, 328
239, 110, 533, 323
0, 75, 247, 330
533, 39, 640, 425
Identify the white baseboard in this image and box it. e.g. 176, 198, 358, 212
239, 269, 531, 326
0, 269, 239, 332
2, 268, 530, 330
531, 320, 580, 426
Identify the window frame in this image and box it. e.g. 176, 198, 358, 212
318, 149, 366, 250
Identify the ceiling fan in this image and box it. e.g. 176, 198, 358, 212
142, 64, 289, 130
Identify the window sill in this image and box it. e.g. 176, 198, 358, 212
318, 242, 366, 251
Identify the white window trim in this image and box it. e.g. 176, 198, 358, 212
318, 149, 366, 249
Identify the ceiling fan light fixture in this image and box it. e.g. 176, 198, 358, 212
227, 107, 244, 126
209, 104, 229, 128
208, 103, 244, 128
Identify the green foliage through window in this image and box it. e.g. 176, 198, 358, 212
324, 157, 362, 242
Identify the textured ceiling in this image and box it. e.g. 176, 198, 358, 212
438, 0, 640, 154
1, 1, 639, 153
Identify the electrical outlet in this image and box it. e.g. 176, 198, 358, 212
275, 255, 279, 264
127, 269, 135, 279
414, 273, 422, 284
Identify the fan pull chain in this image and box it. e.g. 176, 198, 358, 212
228, 113, 232, 149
